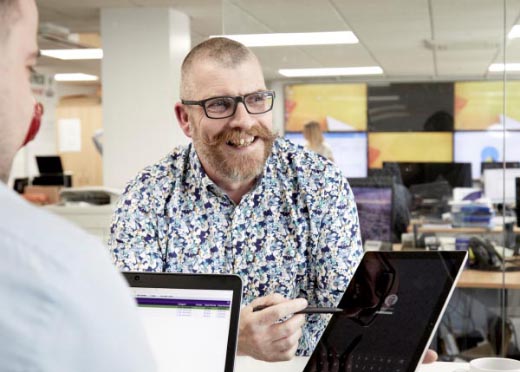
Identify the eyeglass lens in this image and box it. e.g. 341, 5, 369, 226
205, 92, 273, 118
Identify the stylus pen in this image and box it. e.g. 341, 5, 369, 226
253, 305, 344, 314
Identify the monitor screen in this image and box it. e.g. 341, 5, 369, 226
367, 82, 454, 132
349, 179, 393, 243
387, 162, 472, 188
483, 168, 520, 204
284, 83, 367, 132
368, 132, 453, 168
285, 132, 367, 178
36, 155, 63, 174
131, 287, 234, 372
454, 131, 520, 178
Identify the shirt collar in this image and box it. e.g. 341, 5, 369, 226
187, 143, 216, 191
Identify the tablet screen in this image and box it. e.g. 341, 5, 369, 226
304, 251, 466, 372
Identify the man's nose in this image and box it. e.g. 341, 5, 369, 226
228, 101, 255, 130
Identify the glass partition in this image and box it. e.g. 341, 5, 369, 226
223, 0, 516, 361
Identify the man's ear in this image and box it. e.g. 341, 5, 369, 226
174, 102, 192, 138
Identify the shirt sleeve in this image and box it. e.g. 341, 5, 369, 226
297, 175, 364, 355
108, 175, 166, 272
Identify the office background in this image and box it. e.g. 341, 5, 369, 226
13, 0, 520, 362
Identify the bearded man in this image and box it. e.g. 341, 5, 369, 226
109, 37, 363, 362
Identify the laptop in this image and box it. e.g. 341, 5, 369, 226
303, 251, 467, 372
124, 272, 242, 372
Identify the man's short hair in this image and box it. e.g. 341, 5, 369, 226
180, 37, 257, 98
0, 0, 20, 43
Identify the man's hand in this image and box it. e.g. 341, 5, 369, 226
237, 293, 308, 362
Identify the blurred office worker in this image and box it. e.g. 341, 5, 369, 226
0, 0, 155, 370
303, 121, 334, 161
109, 37, 363, 361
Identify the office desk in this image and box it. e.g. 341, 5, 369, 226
393, 244, 520, 289
411, 225, 520, 235
458, 269, 520, 289
235, 356, 466, 371
45, 204, 114, 242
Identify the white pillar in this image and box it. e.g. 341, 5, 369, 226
267, 80, 285, 136
101, 8, 191, 189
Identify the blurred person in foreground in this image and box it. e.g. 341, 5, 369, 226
0, 0, 155, 370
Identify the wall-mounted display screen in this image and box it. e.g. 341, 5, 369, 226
284, 132, 367, 178
386, 162, 472, 189
284, 84, 367, 132
455, 81, 520, 130
367, 83, 454, 132
368, 132, 453, 168
454, 131, 520, 178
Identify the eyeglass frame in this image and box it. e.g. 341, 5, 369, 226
181, 90, 276, 119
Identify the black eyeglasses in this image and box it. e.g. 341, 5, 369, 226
181, 90, 275, 119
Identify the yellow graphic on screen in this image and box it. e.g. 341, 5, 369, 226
285, 84, 367, 132
455, 81, 520, 130
368, 133, 453, 168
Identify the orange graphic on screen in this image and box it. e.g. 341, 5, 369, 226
284, 84, 367, 132
368, 133, 453, 168
455, 81, 520, 130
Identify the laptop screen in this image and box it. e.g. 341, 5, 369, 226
125, 274, 242, 372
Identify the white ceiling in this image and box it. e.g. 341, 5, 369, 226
35, 0, 520, 83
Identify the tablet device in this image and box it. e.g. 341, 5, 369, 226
124, 272, 242, 372
303, 251, 467, 372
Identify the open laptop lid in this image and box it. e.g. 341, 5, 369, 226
303, 251, 467, 372
124, 273, 242, 372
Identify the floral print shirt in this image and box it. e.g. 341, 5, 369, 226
109, 138, 363, 355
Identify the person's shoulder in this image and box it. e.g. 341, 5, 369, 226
122, 145, 190, 197
0, 186, 110, 266
0, 187, 155, 370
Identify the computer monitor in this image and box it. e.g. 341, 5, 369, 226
481, 162, 520, 174
454, 131, 520, 178
284, 132, 367, 178
349, 177, 394, 243
385, 162, 472, 188
36, 155, 64, 174
483, 168, 520, 204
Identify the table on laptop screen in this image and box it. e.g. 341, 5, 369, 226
131, 287, 234, 372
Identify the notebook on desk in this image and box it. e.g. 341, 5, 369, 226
124, 272, 242, 372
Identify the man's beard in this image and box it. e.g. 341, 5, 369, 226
192, 123, 277, 183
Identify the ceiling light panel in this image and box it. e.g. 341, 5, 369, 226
54, 73, 99, 82
210, 31, 358, 47
279, 66, 384, 77
41, 49, 103, 60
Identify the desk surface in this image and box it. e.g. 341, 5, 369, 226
392, 244, 520, 289
235, 357, 466, 372
408, 221, 520, 234
458, 268, 520, 289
